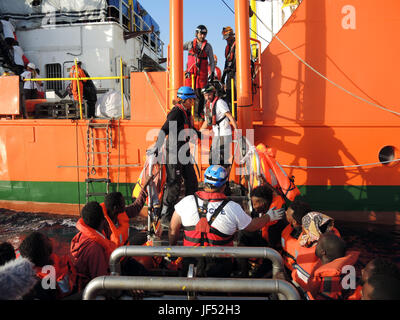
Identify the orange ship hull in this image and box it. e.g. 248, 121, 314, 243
0, 0, 399, 225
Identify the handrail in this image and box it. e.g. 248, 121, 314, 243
109, 246, 284, 277
82, 276, 301, 300
250, 37, 263, 114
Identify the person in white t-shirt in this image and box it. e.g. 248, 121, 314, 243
20, 63, 40, 99
199, 85, 238, 168
0, 19, 16, 46
169, 165, 281, 277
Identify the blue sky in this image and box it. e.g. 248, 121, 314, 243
138, 0, 237, 69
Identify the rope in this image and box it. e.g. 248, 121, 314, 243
220, 0, 270, 44
144, 71, 167, 116
251, 10, 400, 117
281, 158, 400, 169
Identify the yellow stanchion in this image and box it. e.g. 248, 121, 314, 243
74, 59, 83, 120
120, 57, 125, 120
231, 78, 235, 118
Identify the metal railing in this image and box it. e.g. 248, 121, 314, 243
109, 246, 285, 277
82, 276, 301, 300
24, 58, 128, 120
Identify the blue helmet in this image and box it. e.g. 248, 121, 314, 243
204, 165, 228, 188
177, 86, 196, 101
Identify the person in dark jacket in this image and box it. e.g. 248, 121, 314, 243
82, 68, 97, 118
150, 86, 200, 222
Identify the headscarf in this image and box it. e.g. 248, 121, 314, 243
299, 211, 334, 247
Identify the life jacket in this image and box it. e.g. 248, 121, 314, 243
250, 143, 299, 244
132, 149, 166, 205
33, 253, 77, 299
225, 41, 236, 63
183, 191, 234, 247
132, 239, 164, 270
306, 251, 360, 300
69, 65, 86, 101
100, 202, 130, 247
205, 96, 226, 128
209, 65, 222, 80
75, 218, 117, 258
251, 144, 301, 201
347, 284, 362, 300
185, 38, 209, 89
175, 103, 194, 130
281, 224, 301, 271
291, 227, 341, 289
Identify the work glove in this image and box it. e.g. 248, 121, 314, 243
266, 206, 285, 222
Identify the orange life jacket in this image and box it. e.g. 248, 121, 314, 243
250, 143, 300, 243
100, 202, 130, 247
306, 251, 360, 300
185, 38, 208, 89
281, 224, 301, 271
291, 227, 341, 289
69, 65, 86, 101
253, 144, 301, 201
75, 218, 117, 258
183, 191, 234, 247
34, 253, 77, 299
347, 284, 362, 300
225, 41, 236, 62
209, 65, 222, 80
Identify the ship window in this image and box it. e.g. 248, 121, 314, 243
45, 63, 62, 92
378, 145, 397, 166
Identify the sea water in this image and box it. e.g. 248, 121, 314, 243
0, 208, 399, 268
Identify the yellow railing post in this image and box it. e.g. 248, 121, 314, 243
74, 59, 83, 120
120, 57, 125, 120
231, 77, 235, 118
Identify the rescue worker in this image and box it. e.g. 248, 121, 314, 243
305, 233, 360, 300
281, 198, 311, 272
20, 62, 40, 99
183, 24, 215, 119
69, 60, 87, 107
236, 185, 286, 277
199, 84, 238, 168
150, 86, 200, 222
169, 165, 283, 277
221, 26, 236, 116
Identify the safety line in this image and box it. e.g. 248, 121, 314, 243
220, 0, 270, 44
280, 158, 400, 169
252, 10, 400, 117
144, 71, 167, 116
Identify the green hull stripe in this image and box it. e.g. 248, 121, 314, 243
0, 181, 398, 211
297, 185, 400, 211
0, 181, 135, 205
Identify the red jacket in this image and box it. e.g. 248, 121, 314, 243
70, 219, 116, 291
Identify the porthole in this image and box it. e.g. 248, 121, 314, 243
378, 145, 397, 166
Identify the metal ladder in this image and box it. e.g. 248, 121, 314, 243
85, 119, 113, 203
